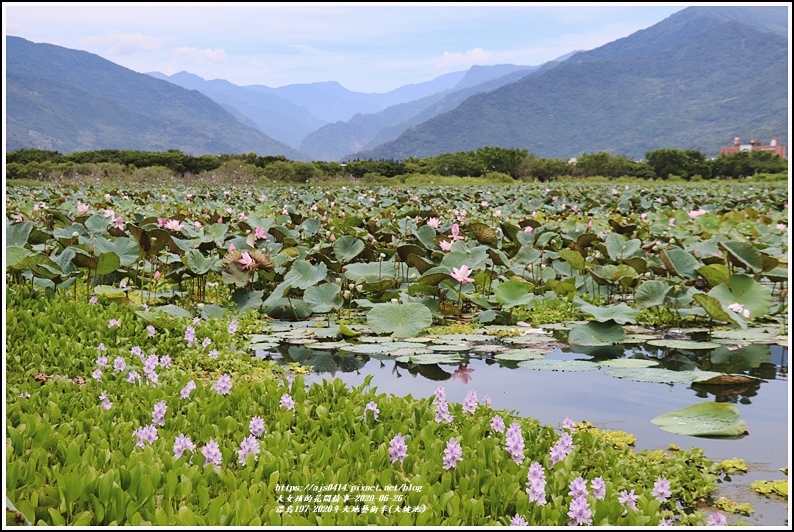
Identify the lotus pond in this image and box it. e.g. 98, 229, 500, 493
4, 180, 790, 526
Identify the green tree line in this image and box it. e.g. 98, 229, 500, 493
6, 146, 787, 183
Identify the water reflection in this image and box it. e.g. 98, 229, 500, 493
255, 342, 787, 405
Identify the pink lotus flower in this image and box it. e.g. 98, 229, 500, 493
164, 219, 183, 232
427, 217, 440, 229
254, 226, 268, 240
523, 226, 533, 233
451, 265, 475, 284
439, 240, 452, 252
237, 252, 256, 270
77, 201, 90, 214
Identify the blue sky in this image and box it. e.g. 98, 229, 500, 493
4, 3, 696, 93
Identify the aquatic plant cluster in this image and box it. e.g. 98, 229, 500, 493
6, 287, 740, 526
5, 181, 787, 525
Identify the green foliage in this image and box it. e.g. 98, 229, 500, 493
7, 285, 731, 526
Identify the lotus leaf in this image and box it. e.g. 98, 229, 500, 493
366, 302, 433, 338
651, 402, 748, 437
517, 359, 600, 372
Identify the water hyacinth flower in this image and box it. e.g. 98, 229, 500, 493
280, 393, 295, 411
228, 319, 238, 335
113, 356, 126, 372
364, 401, 380, 421
442, 438, 463, 469
96, 355, 108, 367
144, 354, 158, 371
482, 394, 492, 407
133, 424, 158, 448
510, 514, 528, 526
567, 495, 593, 526
97, 342, 107, 353
462, 390, 478, 414
108, 319, 120, 328
434, 400, 453, 423
127, 370, 141, 384
658, 517, 676, 526
652, 477, 671, 503
130, 345, 143, 360
706, 513, 727, 526
152, 401, 167, 426
180, 380, 196, 399
159, 355, 171, 368
618, 489, 638, 511
173, 434, 196, 459
202, 439, 222, 469
389, 433, 408, 465
147, 325, 156, 338
90, 296, 99, 305
202, 337, 212, 349
490, 415, 506, 433
237, 435, 261, 465
208, 349, 219, 360
591, 477, 606, 500
526, 462, 547, 505
562, 417, 576, 430
92, 368, 103, 381
185, 326, 196, 347
99, 391, 112, 410
250, 416, 266, 437
550, 431, 573, 467
505, 423, 525, 464
212, 374, 232, 395
433, 386, 447, 405
568, 476, 589, 498
193, 316, 201, 325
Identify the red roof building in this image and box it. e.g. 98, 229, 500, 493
719, 137, 786, 159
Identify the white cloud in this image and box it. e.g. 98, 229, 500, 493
173, 47, 228, 65
436, 47, 494, 70
79, 32, 168, 57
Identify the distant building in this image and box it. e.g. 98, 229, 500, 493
719, 137, 787, 159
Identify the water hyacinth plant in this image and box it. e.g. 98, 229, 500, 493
6, 286, 735, 526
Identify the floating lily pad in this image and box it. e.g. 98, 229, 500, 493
427, 344, 472, 352
249, 342, 280, 351
622, 334, 660, 344
390, 347, 433, 357
495, 350, 546, 361
517, 359, 600, 372
646, 339, 722, 350
303, 341, 350, 350
598, 358, 660, 368
604, 367, 702, 384
651, 402, 749, 437
396, 354, 465, 365
710, 328, 779, 341
470, 344, 508, 353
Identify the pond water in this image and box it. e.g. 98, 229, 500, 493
256, 340, 790, 527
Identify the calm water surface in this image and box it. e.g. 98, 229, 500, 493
260, 342, 790, 526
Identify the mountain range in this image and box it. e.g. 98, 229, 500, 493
5, 6, 788, 162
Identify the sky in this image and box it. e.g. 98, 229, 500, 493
2, 2, 722, 94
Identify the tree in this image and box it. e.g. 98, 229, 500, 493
644, 148, 709, 180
